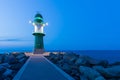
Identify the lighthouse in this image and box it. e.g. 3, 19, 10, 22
31, 13, 47, 54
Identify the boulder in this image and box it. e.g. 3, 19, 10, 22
107, 78, 118, 80
3, 54, 18, 64
109, 62, 120, 66
49, 52, 56, 57
0, 63, 11, 68
61, 63, 72, 74
75, 57, 89, 66
8, 55, 18, 64
95, 76, 106, 80
48, 52, 64, 64
0, 65, 6, 75
49, 52, 57, 60
80, 75, 88, 80
57, 59, 64, 64
0, 54, 4, 64
75, 55, 108, 67
2, 55, 9, 63
93, 66, 113, 78
16, 53, 26, 60
73, 76, 80, 80
69, 56, 78, 63
0, 53, 28, 80
10, 63, 23, 70
55, 52, 63, 60
106, 65, 120, 77
0, 77, 4, 80
79, 66, 101, 80
18, 57, 27, 64
2, 69, 13, 77
93, 66, 120, 78
71, 69, 79, 76
71, 65, 79, 70
98, 60, 108, 67
63, 53, 78, 64
11, 52, 21, 57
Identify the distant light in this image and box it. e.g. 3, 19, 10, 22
32, 23, 36, 26
29, 20, 32, 24
46, 22, 48, 26
43, 24, 45, 26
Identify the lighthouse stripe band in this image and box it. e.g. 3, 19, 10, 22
35, 17, 43, 20
33, 22, 44, 24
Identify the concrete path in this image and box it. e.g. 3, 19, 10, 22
13, 54, 74, 80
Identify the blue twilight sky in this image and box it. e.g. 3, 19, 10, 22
0, 0, 120, 50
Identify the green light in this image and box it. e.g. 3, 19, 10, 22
35, 17, 43, 20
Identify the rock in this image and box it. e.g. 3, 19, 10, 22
48, 52, 64, 64
95, 76, 106, 80
93, 66, 120, 78
93, 66, 113, 78
71, 65, 79, 70
3, 69, 13, 77
16, 53, 26, 60
70, 56, 77, 62
71, 69, 79, 76
75, 55, 108, 67
106, 65, 120, 77
80, 75, 88, 80
61, 63, 72, 73
49, 52, 56, 57
55, 52, 63, 60
0, 65, 6, 75
57, 59, 64, 64
10, 63, 23, 70
0, 53, 28, 80
0, 63, 11, 68
18, 57, 27, 64
45, 52, 120, 80
2, 55, 9, 63
75, 55, 100, 66
49, 52, 57, 60
109, 62, 120, 66
63, 53, 78, 64
10, 70, 17, 78
79, 66, 101, 80
9, 55, 18, 64
107, 78, 118, 80
3, 54, 18, 64
0, 77, 4, 80
75, 57, 89, 66
98, 60, 109, 67
0, 54, 4, 64
73, 76, 80, 80
11, 52, 21, 57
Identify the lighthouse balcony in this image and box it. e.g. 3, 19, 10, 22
32, 32, 45, 36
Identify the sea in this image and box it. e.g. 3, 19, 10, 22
0, 47, 120, 63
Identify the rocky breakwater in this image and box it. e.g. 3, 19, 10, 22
0, 52, 29, 80
45, 52, 120, 80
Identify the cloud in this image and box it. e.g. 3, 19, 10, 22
0, 38, 22, 41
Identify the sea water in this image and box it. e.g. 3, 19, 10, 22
74, 50, 120, 63
0, 47, 120, 63
0, 46, 33, 53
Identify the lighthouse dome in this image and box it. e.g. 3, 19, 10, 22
35, 13, 43, 18
34, 13, 43, 23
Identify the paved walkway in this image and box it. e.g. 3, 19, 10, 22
13, 54, 74, 80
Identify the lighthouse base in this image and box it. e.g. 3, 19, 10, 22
33, 33, 45, 49
34, 49, 44, 54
